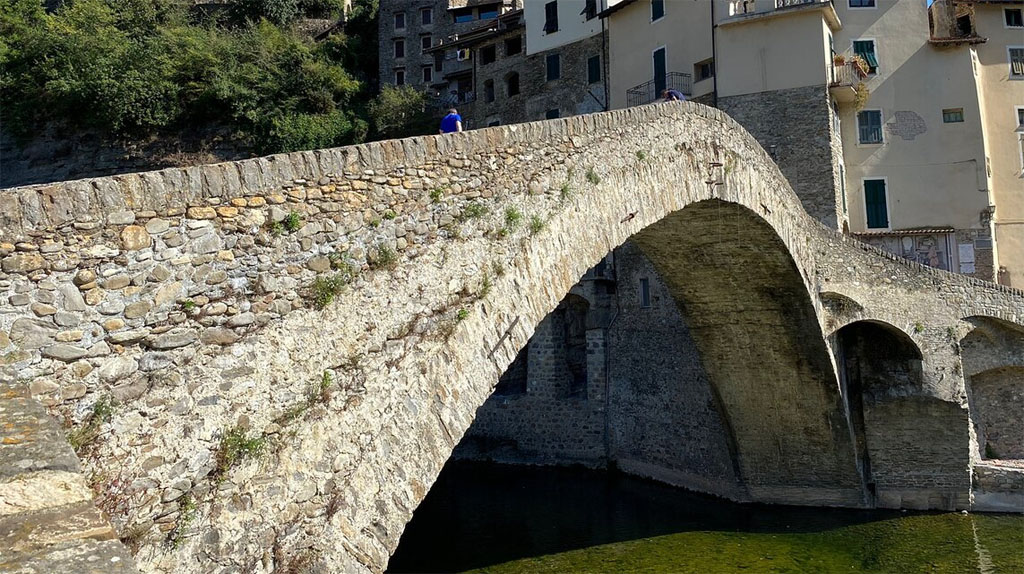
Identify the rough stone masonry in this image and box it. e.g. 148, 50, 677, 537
0, 102, 1021, 574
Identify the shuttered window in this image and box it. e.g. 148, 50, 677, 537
864, 179, 889, 229
858, 110, 883, 144
853, 40, 878, 74
1010, 47, 1024, 78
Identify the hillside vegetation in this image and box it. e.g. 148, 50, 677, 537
0, 0, 432, 157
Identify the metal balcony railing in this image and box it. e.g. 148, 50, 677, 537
626, 72, 693, 107
775, 0, 825, 8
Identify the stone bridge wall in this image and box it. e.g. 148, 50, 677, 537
0, 102, 1021, 574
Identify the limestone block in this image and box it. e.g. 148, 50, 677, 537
120, 226, 152, 251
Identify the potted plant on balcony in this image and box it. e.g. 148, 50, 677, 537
851, 54, 870, 78
833, 53, 846, 66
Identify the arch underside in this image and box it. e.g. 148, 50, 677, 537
631, 200, 866, 506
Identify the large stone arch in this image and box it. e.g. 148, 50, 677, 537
1, 103, 1022, 573
961, 317, 1024, 462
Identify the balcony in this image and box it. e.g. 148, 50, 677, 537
828, 60, 868, 103
626, 73, 693, 107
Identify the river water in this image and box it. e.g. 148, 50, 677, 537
387, 461, 1024, 574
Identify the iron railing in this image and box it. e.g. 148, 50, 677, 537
626, 72, 693, 107
775, 0, 826, 8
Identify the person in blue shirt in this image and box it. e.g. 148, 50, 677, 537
439, 108, 463, 134
661, 88, 686, 102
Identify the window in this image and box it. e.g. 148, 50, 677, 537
547, 53, 561, 81
1010, 47, 1024, 78
421, 8, 432, 25
1005, 8, 1023, 28
849, 0, 875, 8
479, 4, 499, 20
421, 36, 431, 52
395, 69, 405, 85
853, 40, 878, 74
422, 66, 433, 83
588, 55, 601, 84
639, 278, 651, 308
454, 8, 473, 23
544, 1, 559, 33
694, 58, 714, 82
839, 164, 847, 214
942, 108, 964, 123
652, 0, 665, 21
394, 39, 405, 59
505, 36, 522, 56
506, 72, 520, 96
583, 0, 597, 20
864, 179, 889, 229
484, 79, 495, 103
481, 45, 496, 65
857, 110, 883, 144
394, 12, 405, 29
546, 109, 560, 119
1016, 107, 1024, 129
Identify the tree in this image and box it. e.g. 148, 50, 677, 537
367, 85, 434, 140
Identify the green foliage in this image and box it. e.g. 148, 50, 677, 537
180, 299, 197, 312
383, 209, 396, 220
529, 215, 545, 235
456, 309, 469, 322
559, 182, 574, 203
0, 0, 368, 153
283, 210, 303, 232
913, 322, 925, 334
429, 187, 444, 202
459, 202, 489, 221
635, 150, 647, 161
368, 244, 397, 270
168, 494, 197, 549
213, 426, 265, 481
586, 168, 601, 185
367, 84, 434, 140
274, 371, 334, 426
68, 396, 117, 452
504, 207, 523, 230
308, 273, 348, 309
231, 0, 300, 26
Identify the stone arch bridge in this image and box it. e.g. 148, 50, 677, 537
0, 103, 1021, 574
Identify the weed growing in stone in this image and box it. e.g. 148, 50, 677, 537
327, 252, 358, 280
492, 260, 506, 277
274, 371, 334, 426
529, 215, 545, 235
368, 218, 381, 228
504, 207, 523, 231
283, 211, 303, 232
430, 187, 444, 202
269, 221, 285, 236
369, 244, 398, 271
946, 326, 957, 342
913, 322, 925, 334
383, 210, 396, 220
456, 309, 469, 322
559, 182, 574, 203
168, 493, 197, 550
586, 167, 601, 185
636, 150, 647, 161
478, 273, 492, 300
179, 299, 197, 312
68, 395, 117, 453
213, 426, 265, 481
308, 274, 348, 310
459, 202, 489, 221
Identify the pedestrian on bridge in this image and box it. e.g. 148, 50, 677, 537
440, 108, 463, 134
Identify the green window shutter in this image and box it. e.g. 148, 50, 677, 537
853, 40, 878, 71
864, 179, 888, 229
